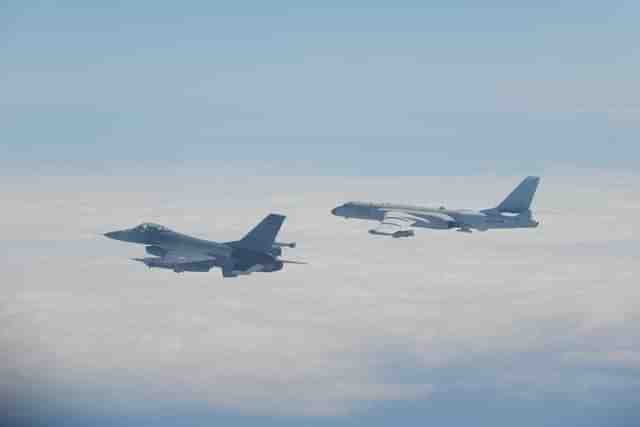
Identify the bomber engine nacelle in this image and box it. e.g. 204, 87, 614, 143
145, 245, 168, 257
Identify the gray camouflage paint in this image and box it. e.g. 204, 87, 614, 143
332, 176, 540, 237
104, 214, 297, 278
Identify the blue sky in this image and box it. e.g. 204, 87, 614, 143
2, 1, 639, 175
2, 3, 640, 427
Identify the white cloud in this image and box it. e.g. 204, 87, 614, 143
1, 172, 639, 415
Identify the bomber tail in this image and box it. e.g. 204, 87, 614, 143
494, 176, 540, 213
233, 214, 286, 252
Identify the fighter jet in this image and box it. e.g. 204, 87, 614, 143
331, 176, 540, 237
104, 214, 303, 278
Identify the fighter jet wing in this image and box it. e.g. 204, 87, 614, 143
369, 211, 416, 237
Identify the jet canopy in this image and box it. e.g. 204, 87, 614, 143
134, 223, 170, 232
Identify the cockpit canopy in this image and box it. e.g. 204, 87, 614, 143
343, 201, 371, 208
134, 223, 169, 233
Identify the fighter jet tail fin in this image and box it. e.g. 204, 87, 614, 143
234, 214, 286, 252
495, 176, 540, 213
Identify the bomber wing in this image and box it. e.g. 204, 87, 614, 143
370, 210, 459, 237
413, 211, 457, 229
369, 211, 416, 238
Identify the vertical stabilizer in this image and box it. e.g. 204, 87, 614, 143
496, 176, 540, 213
235, 214, 286, 251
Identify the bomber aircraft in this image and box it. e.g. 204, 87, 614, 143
331, 176, 540, 237
104, 214, 303, 278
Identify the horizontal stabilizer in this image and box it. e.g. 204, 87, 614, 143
279, 259, 308, 265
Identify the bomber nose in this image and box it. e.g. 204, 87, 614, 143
331, 208, 337, 215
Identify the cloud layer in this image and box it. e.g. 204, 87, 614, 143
1, 172, 639, 418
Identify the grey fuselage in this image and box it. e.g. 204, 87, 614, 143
106, 228, 232, 258
104, 225, 283, 274
332, 202, 539, 231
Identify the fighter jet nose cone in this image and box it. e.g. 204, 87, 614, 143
104, 231, 123, 240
